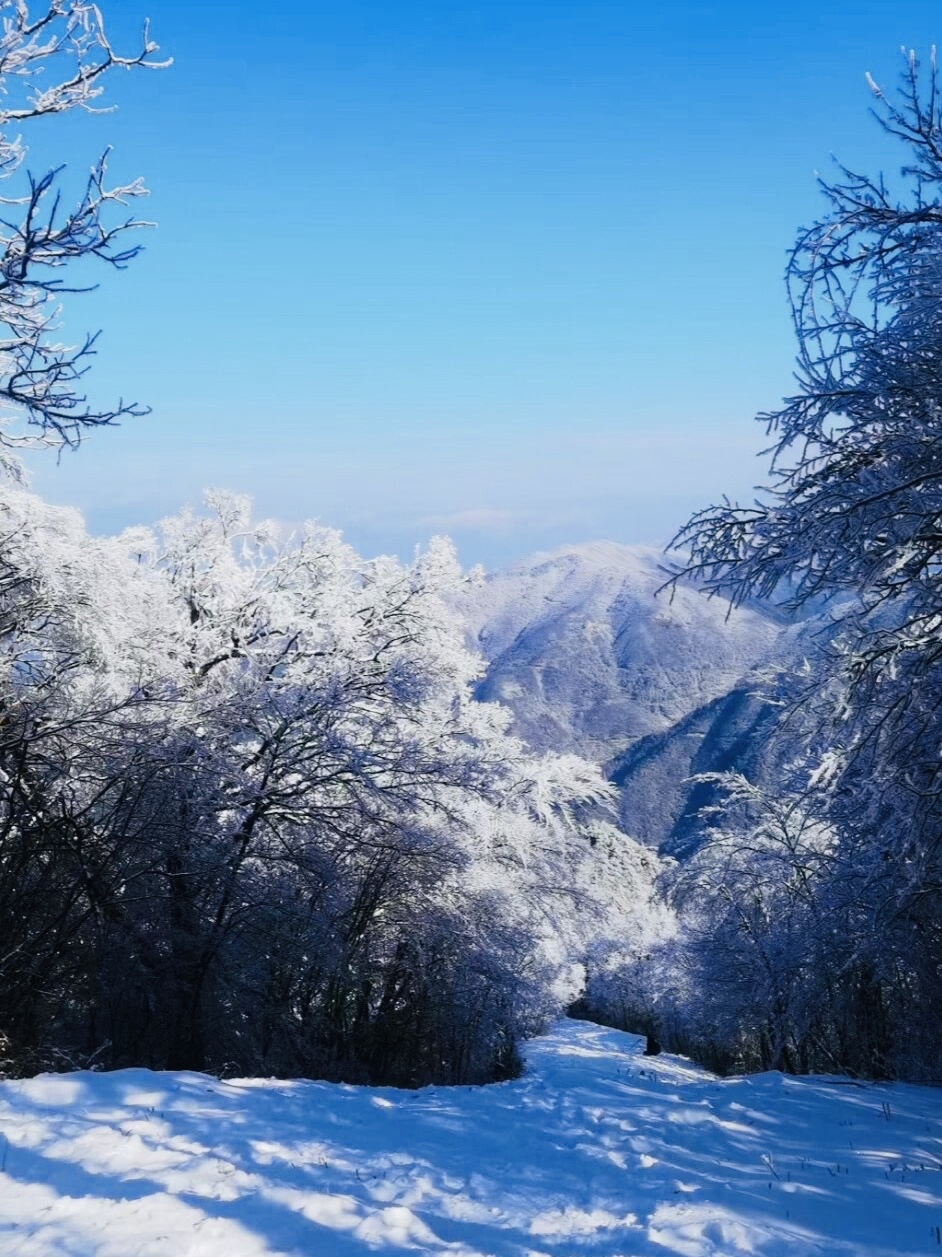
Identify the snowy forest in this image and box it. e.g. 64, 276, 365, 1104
4, 0, 942, 1109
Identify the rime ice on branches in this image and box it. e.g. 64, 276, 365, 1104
0, 1, 167, 455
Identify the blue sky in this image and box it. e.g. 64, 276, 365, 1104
21, 0, 942, 567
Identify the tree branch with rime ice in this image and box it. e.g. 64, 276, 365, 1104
647, 48, 942, 1083
0, 1, 168, 454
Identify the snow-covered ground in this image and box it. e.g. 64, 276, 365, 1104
1, 1019, 940, 1256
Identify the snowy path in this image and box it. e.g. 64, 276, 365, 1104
0, 1019, 941, 1255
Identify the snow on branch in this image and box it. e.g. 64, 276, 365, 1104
0, 1, 168, 454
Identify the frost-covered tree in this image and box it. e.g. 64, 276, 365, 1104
0, 1, 166, 454
663, 50, 942, 1080
572, 823, 676, 1035
661, 775, 841, 1074
0, 4, 637, 1085
0, 486, 165, 1071
0, 483, 619, 1082
673, 50, 942, 790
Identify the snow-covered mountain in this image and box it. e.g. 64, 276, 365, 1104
462, 541, 782, 764
459, 541, 809, 854
609, 683, 783, 854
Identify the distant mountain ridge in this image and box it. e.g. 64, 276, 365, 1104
460, 541, 795, 855
462, 541, 782, 760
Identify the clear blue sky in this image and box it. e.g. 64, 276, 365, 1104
22, 0, 942, 566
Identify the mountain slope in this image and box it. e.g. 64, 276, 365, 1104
462, 541, 782, 764
609, 683, 784, 855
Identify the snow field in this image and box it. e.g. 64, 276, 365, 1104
0, 1018, 941, 1255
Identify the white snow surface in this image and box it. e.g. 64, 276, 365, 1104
0, 1019, 938, 1256
461, 543, 780, 761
